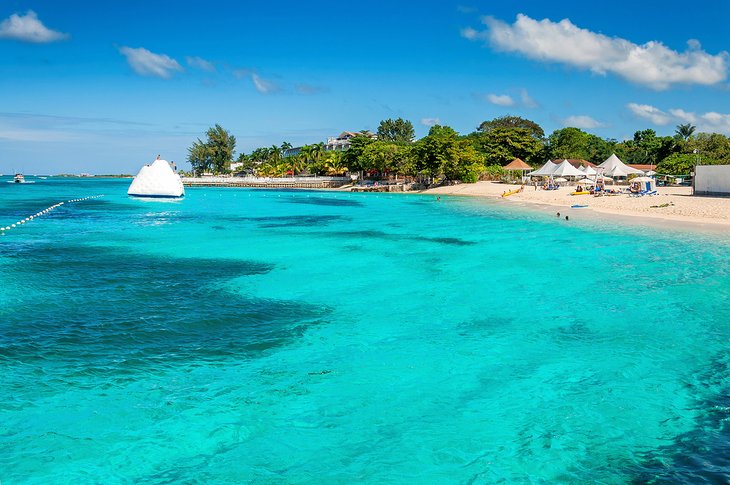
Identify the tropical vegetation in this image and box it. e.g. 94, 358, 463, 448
187, 116, 730, 182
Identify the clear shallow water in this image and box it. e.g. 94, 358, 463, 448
1, 176, 729, 483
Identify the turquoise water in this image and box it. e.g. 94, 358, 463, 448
1, 176, 729, 483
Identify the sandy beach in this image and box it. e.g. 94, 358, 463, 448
420, 181, 730, 231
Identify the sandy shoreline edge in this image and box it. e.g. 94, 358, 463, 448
418, 181, 730, 235
185, 180, 730, 235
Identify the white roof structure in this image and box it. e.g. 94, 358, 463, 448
552, 159, 586, 177
581, 165, 598, 175
128, 158, 185, 197
598, 154, 643, 178
528, 160, 558, 176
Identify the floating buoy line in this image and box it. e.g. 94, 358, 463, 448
1, 195, 104, 236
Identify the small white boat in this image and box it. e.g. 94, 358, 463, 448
128, 156, 184, 198
9, 173, 34, 184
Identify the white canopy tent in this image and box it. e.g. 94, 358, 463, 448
528, 160, 558, 177
552, 159, 587, 177
581, 165, 598, 176
598, 154, 643, 178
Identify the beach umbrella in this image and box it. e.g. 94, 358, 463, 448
554, 177, 568, 183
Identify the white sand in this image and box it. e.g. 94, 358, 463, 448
421, 181, 730, 231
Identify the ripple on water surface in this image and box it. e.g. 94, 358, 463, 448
0, 179, 729, 482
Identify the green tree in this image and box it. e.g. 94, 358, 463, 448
412, 125, 485, 182
234, 152, 256, 172
323, 151, 349, 175
250, 147, 270, 164
547, 127, 590, 160
687, 132, 730, 163
205, 124, 237, 173
617, 129, 676, 166
656, 153, 696, 175
469, 128, 544, 166
187, 139, 212, 174
675, 123, 696, 141
477, 115, 545, 140
267, 144, 282, 164
343, 134, 376, 172
377, 118, 415, 144
361, 141, 400, 174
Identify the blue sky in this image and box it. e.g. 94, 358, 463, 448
1, 0, 729, 173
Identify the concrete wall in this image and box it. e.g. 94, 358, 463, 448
695, 165, 730, 196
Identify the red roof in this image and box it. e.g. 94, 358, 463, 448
628, 164, 656, 171
563, 159, 596, 168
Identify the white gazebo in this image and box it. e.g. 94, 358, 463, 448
503, 158, 533, 181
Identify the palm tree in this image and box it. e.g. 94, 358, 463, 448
311, 142, 325, 163
256, 162, 275, 177
268, 145, 282, 164
675, 123, 696, 141
299, 145, 315, 164
324, 152, 348, 176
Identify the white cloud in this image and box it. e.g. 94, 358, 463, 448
0, 10, 69, 43
119, 46, 183, 79
668, 108, 697, 124
485, 93, 514, 106
420, 117, 441, 127
461, 27, 479, 40
186, 56, 215, 72
463, 13, 729, 90
251, 73, 280, 94
628, 103, 730, 134
697, 111, 730, 134
627, 103, 672, 125
520, 89, 538, 108
563, 115, 603, 129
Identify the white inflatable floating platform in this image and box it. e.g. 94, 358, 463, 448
128, 157, 184, 198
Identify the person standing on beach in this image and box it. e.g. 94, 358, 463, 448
534, 181, 538, 191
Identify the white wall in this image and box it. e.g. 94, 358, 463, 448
695, 165, 730, 196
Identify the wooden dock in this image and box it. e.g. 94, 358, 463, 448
182, 176, 351, 189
